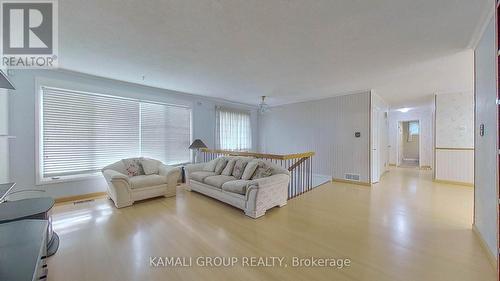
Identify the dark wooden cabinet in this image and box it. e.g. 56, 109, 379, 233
0, 220, 48, 281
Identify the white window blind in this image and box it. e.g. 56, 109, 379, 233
409, 121, 419, 136
40, 86, 191, 180
42, 87, 140, 178
216, 107, 252, 151
407, 121, 419, 142
140, 102, 191, 165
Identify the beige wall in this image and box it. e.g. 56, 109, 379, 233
435, 92, 474, 148
434, 92, 474, 184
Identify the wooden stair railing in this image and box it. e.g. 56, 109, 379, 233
201, 149, 315, 199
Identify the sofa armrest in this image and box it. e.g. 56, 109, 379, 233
247, 174, 290, 192
103, 169, 130, 184
184, 163, 206, 174
158, 164, 181, 196
245, 174, 290, 217
158, 164, 181, 178
102, 169, 132, 208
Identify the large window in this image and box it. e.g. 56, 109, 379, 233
140, 102, 191, 165
216, 107, 252, 151
39, 86, 191, 182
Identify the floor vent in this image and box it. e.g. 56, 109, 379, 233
74, 199, 94, 205
344, 173, 361, 181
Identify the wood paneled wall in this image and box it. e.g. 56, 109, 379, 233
259, 92, 371, 183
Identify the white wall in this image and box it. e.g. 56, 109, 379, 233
371, 92, 390, 182
8, 69, 258, 198
388, 103, 434, 168
474, 15, 498, 261
434, 92, 474, 184
259, 91, 371, 183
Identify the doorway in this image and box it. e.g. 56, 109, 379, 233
397, 120, 420, 168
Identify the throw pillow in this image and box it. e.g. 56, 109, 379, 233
203, 158, 219, 172
241, 161, 259, 180
232, 159, 248, 179
214, 158, 228, 175
222, 159, 236, 176
122, 158, 144, 177
141, 158, 159, 175
252, 162, 273, 179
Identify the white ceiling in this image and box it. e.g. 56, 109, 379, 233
59, 0, 490, 107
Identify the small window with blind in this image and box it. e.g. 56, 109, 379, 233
38, 86, 191, 183
407, 121, 419, 142
216, 107, 252, 151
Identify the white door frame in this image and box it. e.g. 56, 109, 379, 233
371, 107, 381, 183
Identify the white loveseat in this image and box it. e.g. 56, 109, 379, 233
102, 158, 181, 208
185, 156, 290, 218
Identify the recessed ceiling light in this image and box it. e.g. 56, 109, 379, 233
397, 108, 410, 113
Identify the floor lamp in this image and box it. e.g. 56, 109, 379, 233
189, 139, 207, 163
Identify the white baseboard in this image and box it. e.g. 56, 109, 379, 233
472, 224, 497, 269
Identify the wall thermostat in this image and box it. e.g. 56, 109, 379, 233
355, 132, 361, 138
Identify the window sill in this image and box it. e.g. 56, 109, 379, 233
36, 172, 104, 186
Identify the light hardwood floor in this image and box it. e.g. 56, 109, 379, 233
47, 168, 496, 281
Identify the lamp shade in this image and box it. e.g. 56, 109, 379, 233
189, 139, 207, 149
0, 70, 15, 90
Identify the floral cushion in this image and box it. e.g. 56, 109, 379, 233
232, 159, 248, 180
252, 162, 273, 179
122, 158, 144, 177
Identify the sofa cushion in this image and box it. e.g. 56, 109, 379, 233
203, 158, 219, 172
122, 158, 145, 177
204, 175, 236, 188
252, 161, 273, 179
232, 159, 248, 179
222, 180, 252, 195
190, 171, 216, 182
241, 161, 259, 180
129, 175, 166, 189
141, 158, 160, 175
214, 158, 228, 175
221, 159, 236, 176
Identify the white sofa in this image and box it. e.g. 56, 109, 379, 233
102, 158, 181, 208
185, 156, 290, 218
